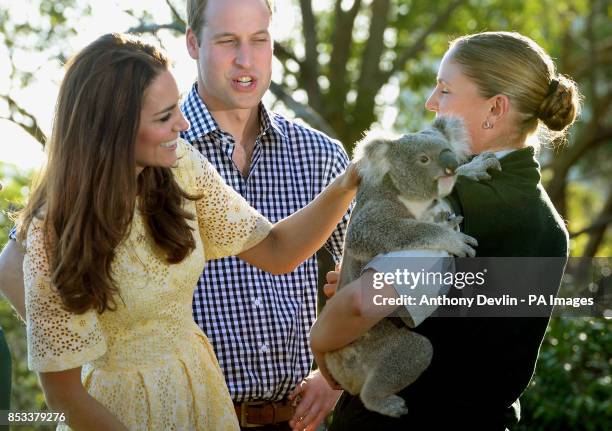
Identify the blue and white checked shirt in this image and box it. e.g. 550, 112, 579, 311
181, 84, 350, 402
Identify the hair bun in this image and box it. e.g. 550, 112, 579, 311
537, 75, 580, 131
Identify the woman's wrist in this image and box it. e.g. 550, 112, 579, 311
331, 163, 360, 195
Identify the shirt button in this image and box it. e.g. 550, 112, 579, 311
260, 343, 269, 353
253, 298, 262, 308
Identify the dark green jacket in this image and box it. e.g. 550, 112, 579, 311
449, 146, 568, 258
331, 147, 568, 430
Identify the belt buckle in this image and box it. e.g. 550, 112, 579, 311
239, 400, 267, 428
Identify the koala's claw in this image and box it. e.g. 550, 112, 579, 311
446, 215, 463, 229
384, 396, 409, 418
477, 152, 502, 173
433, 211, 452, 223
447, 232, 478, 257
473, 172, 492, 181
456, 151, 501, 181
434, 212, 463, 230
461, 232, 478, 248
364, 395, 409, 418
484, 151, 502, 165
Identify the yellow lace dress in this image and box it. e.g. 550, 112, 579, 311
23, 139, 272, 430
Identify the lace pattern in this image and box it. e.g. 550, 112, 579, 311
24, 139, 271, 430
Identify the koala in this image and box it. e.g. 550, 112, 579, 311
325, 116, 500, 418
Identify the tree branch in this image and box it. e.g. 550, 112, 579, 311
127, 22, 186, 35
566, 40, 612, 79
545, 124, 612, 217
298, 0, 323, 112
274, 41, 300, 64
557, 16, 573, 73
164, 0, 186, 27
586, 0, 599, 119
1, 95, 46, 146
269, 81, 337, 139
345, 0, 466, 145
383, 0, 465, 82
570, 215, 612, 238
546, 4, 609, 213
329, 0, 362, 77
326, 0, 362, 126
355, 0, 391, 99
577, 190, 612, 258
349, 0, 391, 138
595, 88, 612, 119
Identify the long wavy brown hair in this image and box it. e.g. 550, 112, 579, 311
19, 33, 198, 314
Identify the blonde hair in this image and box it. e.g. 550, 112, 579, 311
187, 0, 275, 42
449, 31, 581, 143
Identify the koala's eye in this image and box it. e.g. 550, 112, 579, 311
419, 155, 430, 164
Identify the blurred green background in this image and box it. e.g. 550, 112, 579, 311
1, 0, 610, 429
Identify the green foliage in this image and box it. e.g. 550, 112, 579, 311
0, 162, 31, 245
1, 0, 83, 66
566, 182, 612, 257
516, 318, 612, 431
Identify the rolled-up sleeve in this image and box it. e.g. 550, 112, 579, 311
363, 250, 454, 327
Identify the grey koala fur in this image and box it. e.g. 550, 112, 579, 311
325, 116, 500, 417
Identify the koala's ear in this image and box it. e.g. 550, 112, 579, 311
352, 130, 395, 184
432, 116, 471, 161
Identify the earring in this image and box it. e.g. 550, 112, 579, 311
483, 120, 493, 129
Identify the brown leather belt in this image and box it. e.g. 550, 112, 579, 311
233, 399, 296, 428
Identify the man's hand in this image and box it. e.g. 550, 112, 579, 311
323, 264, 340, 298
288, 369, 342, 431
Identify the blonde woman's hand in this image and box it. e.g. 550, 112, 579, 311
323, 264, 341, 298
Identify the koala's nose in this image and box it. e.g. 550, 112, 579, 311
439, 149, 459, 175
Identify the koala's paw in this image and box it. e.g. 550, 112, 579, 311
445, 214, 463, 229
446, 231, 478, 257
433, 211, 451, 223
363, 393, 408, 418
456, 151, 501, 181
434, 212, 463, 230
377, 395, 409, 418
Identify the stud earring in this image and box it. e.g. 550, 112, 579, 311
483, 120, 493, 129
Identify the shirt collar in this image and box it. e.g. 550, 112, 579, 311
494, 149, 516, 159
258, 103, 286, 139
181, 82, 286, 142
181, 83, 220, 143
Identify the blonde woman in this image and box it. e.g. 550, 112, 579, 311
312, 31, 581, 430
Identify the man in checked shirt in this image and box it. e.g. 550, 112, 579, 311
0, 0, 348, 430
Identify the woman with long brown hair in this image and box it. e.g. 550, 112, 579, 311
17, 33, 357, 431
